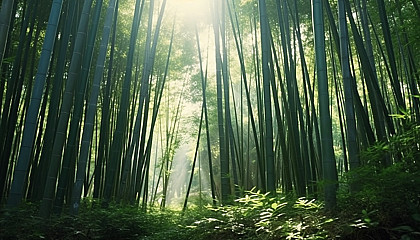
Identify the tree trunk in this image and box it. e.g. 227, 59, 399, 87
312, 0, 337, 210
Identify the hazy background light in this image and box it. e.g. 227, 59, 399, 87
166, 0, 212, 25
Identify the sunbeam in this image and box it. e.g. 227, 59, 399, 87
166, 0, 211, 25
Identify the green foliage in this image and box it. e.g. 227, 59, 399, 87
0, 201, 188, 240
343, 162, 420, 217
360, 124, 420, 167
336, 125, 420, 239
185, 189, 333, 239
0, 194, 335, 240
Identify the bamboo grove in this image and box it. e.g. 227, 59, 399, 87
1, 0, 420, 218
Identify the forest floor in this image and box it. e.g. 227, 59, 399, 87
1, 183, 419, 240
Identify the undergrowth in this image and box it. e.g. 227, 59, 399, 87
0, 181, 419, 240
0, 194, 334, 240
184, 191, 334, 239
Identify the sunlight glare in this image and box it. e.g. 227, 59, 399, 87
166, 0, 211, 25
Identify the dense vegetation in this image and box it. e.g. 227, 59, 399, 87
1, 0, 420, 238
1, 127, 420, 239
